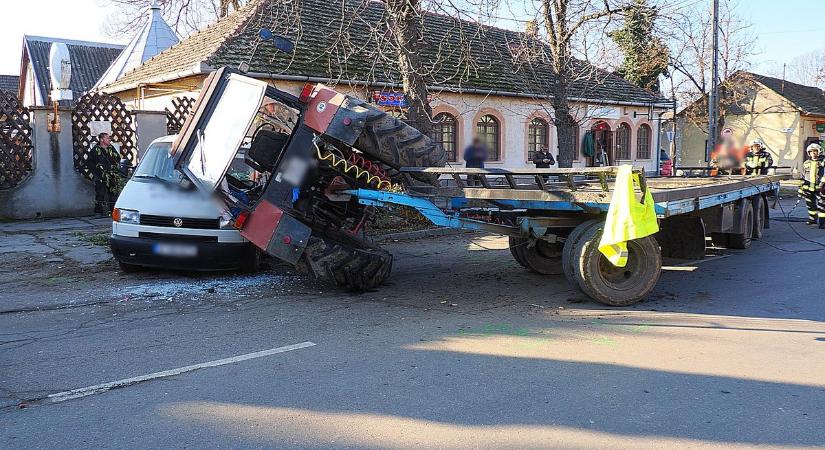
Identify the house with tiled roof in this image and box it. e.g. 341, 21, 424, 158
0, 75, 19, 95
678, 71, 825, 172
99, 0, 672, 171
19, 35, 125, 107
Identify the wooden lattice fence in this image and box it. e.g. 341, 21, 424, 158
166, 96, 197, 135
71, 93, 137, 181
0, 91, 34, 190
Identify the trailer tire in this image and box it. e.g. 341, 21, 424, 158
509, 237, 530, 268
752, 196, 766, 240
355, 108, 447, 185
562, 219, 602, 288
572, 225, 662, 307
511, 238, 564, 275
728, 201, 754, 249
299, 235, 393, 291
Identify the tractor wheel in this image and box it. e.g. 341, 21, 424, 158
572, 225, 662, 307
354, 107, 446, 185
299, 235, 392, 292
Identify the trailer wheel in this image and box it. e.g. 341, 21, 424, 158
572, 225, 662, 307
511, 238, 564, 275
728, 201, 754, 249
509, 237, 530, 268
752, 196, 766, 240
355, 107, 446, 185
562, 219, 602, 288
299, 235, 393, 291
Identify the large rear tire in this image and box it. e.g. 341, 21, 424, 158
299, 235, 392, 291
572, 224, 662, 307
355, 107, 446, 185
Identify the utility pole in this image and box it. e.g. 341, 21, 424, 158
707, 0, 720, 160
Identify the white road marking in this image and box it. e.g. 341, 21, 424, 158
47, 341, 316, 404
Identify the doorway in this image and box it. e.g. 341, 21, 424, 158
591, 121, 613, 166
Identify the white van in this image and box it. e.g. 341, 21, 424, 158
110, 135, 260, 272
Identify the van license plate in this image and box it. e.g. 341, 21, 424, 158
153, 243, 198, 257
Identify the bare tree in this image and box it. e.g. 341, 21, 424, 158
786, 49, 825, 89
104, 0, 248, 36
385, 0, 433, 136
664, 0, 757, 130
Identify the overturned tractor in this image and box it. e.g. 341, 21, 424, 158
170, 68, 445, 290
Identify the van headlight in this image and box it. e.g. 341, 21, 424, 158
114, 208, 140, 224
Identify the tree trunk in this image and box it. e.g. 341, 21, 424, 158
386, 0, 433, 137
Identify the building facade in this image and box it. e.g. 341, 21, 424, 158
99, 0, 671, 172
677, 72, 825, 174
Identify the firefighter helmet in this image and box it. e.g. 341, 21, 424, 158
807, 143, 821, 153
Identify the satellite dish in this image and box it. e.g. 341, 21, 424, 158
259, 28, 294, 54
49, 42, 73, 101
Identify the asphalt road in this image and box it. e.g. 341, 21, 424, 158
2, 205, 825, 449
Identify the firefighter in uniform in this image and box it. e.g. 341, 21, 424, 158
89, 133, 122, 216
800, 143, 825, 226
744, 139, 773, 175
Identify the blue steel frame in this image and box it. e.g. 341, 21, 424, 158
346, 180, 781, 235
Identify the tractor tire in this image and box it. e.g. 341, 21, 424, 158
299, 235, 392, 291
355, 107, 446, 186
572, 225, 662, 307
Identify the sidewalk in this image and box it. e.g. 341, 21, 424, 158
1, 216, 111, 234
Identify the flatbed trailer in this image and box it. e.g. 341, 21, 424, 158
167, 67, 789, 306
344, 167, 787, 306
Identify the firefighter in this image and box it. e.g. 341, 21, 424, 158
89, 133, 122, 216
800, 143, 825, 226
744, 139, 774, 175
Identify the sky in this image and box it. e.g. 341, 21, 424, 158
2, 0, 824, 81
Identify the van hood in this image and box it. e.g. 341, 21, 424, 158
114, 177, 228, 219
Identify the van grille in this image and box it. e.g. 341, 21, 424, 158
139, 214, 220, 230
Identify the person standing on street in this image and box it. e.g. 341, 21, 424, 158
463, 137, 488, 186
89, 133, 122, 217
800, 143, 825, 226
744, 139, 774, 175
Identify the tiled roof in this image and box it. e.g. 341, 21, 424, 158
0, 75, 19, 94
94, 2, 180, 89
24, 36, 125, 105
744, 71, 825, 116
103, 0, 667, 106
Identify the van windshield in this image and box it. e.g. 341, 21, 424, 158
133, 142, 183, 184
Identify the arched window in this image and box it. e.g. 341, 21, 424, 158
636, 124, 652, 160
616, 123, 632, 160
527, 117, 549, 161
477, 114, 501, 160
432, 113, 457, 162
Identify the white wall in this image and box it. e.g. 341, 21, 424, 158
123, 77, 665, 173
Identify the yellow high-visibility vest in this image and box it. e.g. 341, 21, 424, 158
598, 165, 660, 267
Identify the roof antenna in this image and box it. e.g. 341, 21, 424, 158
782, 63, 786, 93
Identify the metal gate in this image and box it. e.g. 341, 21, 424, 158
0, 91, 34, 190
71, 92, 137, 181
166, 96, 196, 135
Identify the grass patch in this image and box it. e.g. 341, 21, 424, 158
76, 231, 110, 246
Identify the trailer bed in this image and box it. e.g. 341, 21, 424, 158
397, 167, 786, 218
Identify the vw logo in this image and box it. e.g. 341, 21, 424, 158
173, 218, 183, 228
